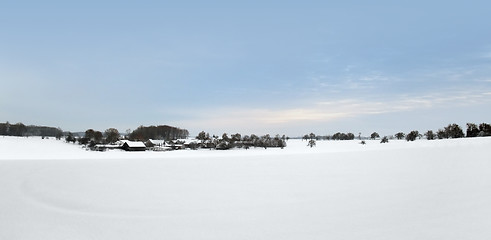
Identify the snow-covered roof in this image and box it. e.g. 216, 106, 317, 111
122, 141, 146, 148
148, 139, 166, 145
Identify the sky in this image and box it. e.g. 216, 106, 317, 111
1, 0, 491, 137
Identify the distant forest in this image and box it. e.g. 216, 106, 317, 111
0, 122, 63, 138
128, 125, 189, 141
0, 122, 189, 143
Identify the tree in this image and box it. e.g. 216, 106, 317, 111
77, 137, 89, 145
0, 122, 6, 135
231, 133, 241, 143
94, 131, 103, 144
85, 129, 96, 140
55, 128, 63, 140
424, 130, 435, 140
370, 132, 380, 140
302, 134, 309, 141
65, 132, 76, 143
406, 130, 419, 141
466, 123, 479, 137
222, 133, 229, 142
347, 133, 355, 140
437, 129, 447, 139
309, 132, 315, 140
307, 133, 316, 148
380, 136, 389, 143
9, 122, 27, 136
395, 132, 405, 140
196, 131, 208, 146
105, 128, 120, 144
478, 123, 491, 136
444, 124, 464, 138
308, 139, 316, 148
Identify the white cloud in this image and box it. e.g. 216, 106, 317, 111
179, 89, 491, 136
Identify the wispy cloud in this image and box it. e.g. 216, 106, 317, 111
178, 89, 491, 135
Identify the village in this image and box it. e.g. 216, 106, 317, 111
92, 139, 189, 152
89, 133, 288, 152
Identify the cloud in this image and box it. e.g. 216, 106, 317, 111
178, 89, 491, 135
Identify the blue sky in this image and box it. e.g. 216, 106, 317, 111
1, 1, 491, 137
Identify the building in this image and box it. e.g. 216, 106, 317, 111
121, 141, 147, 151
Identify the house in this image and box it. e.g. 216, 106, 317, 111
146, 139, 166, 147
93, 144, 120, 151
167, 139, 185, 150
121, 140, 147, 151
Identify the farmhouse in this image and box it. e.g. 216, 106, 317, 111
93, 144, 120, 151
146, 139, 166, 147
121, 140, 147, 151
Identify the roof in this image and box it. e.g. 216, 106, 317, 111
148, 139, 166, 145
122, 141, 146, 148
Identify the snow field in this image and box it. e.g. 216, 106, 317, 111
1, 136, 491, 239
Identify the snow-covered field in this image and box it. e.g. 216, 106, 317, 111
1, 136, 491, 239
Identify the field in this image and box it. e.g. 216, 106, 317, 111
1, 136, 491, 239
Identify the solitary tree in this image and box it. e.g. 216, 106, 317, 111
307, 133, 316, 148
370, 132, 380, 140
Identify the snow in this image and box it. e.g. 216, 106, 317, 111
1, 136, 491, 239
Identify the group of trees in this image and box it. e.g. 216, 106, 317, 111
391, 122, 491, 142
464, 123, 491, 137
194, 131, 287, 150
306, 132, 356, 141
128, 125, 189, 141
0, 122, 63, 139
66, 128, 119, 146
303, 122, 491, 146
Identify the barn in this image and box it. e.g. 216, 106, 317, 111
121, 141, 147, 151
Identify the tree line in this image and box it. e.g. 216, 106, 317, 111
303, 122, 491, 147
194, 131, 287, 150
127, 125, 189, 141
0, 122, 63, 139
392, 122, 491, 142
